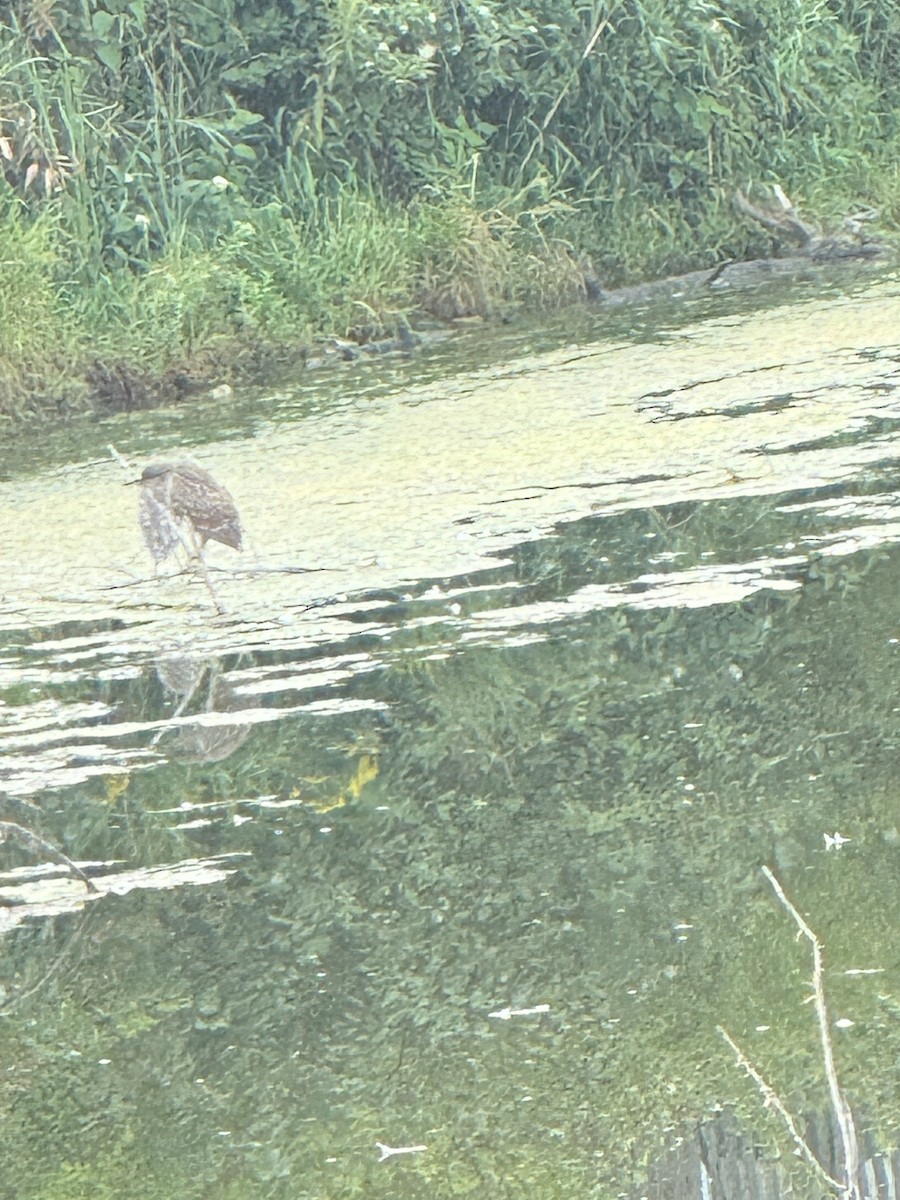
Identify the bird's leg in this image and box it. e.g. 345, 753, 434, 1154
169, 526, 222, 610
149, 660, 208, 746
170, 523, 202, 566
195, 554, 226, 614
204, 662, 223, 711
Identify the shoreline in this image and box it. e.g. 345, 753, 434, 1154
48, 239, 892, 425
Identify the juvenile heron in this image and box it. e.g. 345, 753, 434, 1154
136, 460, 243, 565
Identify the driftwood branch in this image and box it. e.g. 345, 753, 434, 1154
719, 866, 861, 1200
735, 186, 884, 261
735, 185, 818, 247
717, 1024, 845, 1193
0, 821, 97, 892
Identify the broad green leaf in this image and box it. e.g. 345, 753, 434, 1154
95, 42, 122, 73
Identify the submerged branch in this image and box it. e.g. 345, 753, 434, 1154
761, 865, 861, 1198
719, 867, 862, 1200
0, 820, 97, 892
716, 1024, 844, 1193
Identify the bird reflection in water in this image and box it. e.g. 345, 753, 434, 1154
151, 654, 250, 763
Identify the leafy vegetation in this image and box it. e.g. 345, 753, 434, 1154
1, 0, 899, 420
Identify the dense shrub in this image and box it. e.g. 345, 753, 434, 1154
0, 0, 897, 416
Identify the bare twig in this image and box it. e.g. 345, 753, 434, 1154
0, 908, 95, 1013
717, 1024, 844, 1193
0, 821, 97, 892
719, 867, 861, 1200
107, 443, 133, 474
761, 865, 860, 1198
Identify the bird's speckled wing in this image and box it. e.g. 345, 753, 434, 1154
170, 465, 243, 550
198, 506, 243, 550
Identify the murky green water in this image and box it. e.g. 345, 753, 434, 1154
1, 271, 899, 1199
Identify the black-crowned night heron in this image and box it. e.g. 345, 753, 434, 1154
136, 460, 243, 565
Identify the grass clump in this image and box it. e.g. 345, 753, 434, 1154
0, 204, 86, 422
0, 0, 899, 421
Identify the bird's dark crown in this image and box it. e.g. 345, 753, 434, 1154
140, 462, 175, 481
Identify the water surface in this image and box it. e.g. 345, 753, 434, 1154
1, 271, 899, 1198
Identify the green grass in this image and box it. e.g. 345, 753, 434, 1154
2, 0, 900, 422
1, 152, 895, 424
0, 206, 89, 422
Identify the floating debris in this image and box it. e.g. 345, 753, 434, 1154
375, 1141, 427, 1163
488, 1003, 550, 1021
823, 831, 851, 850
